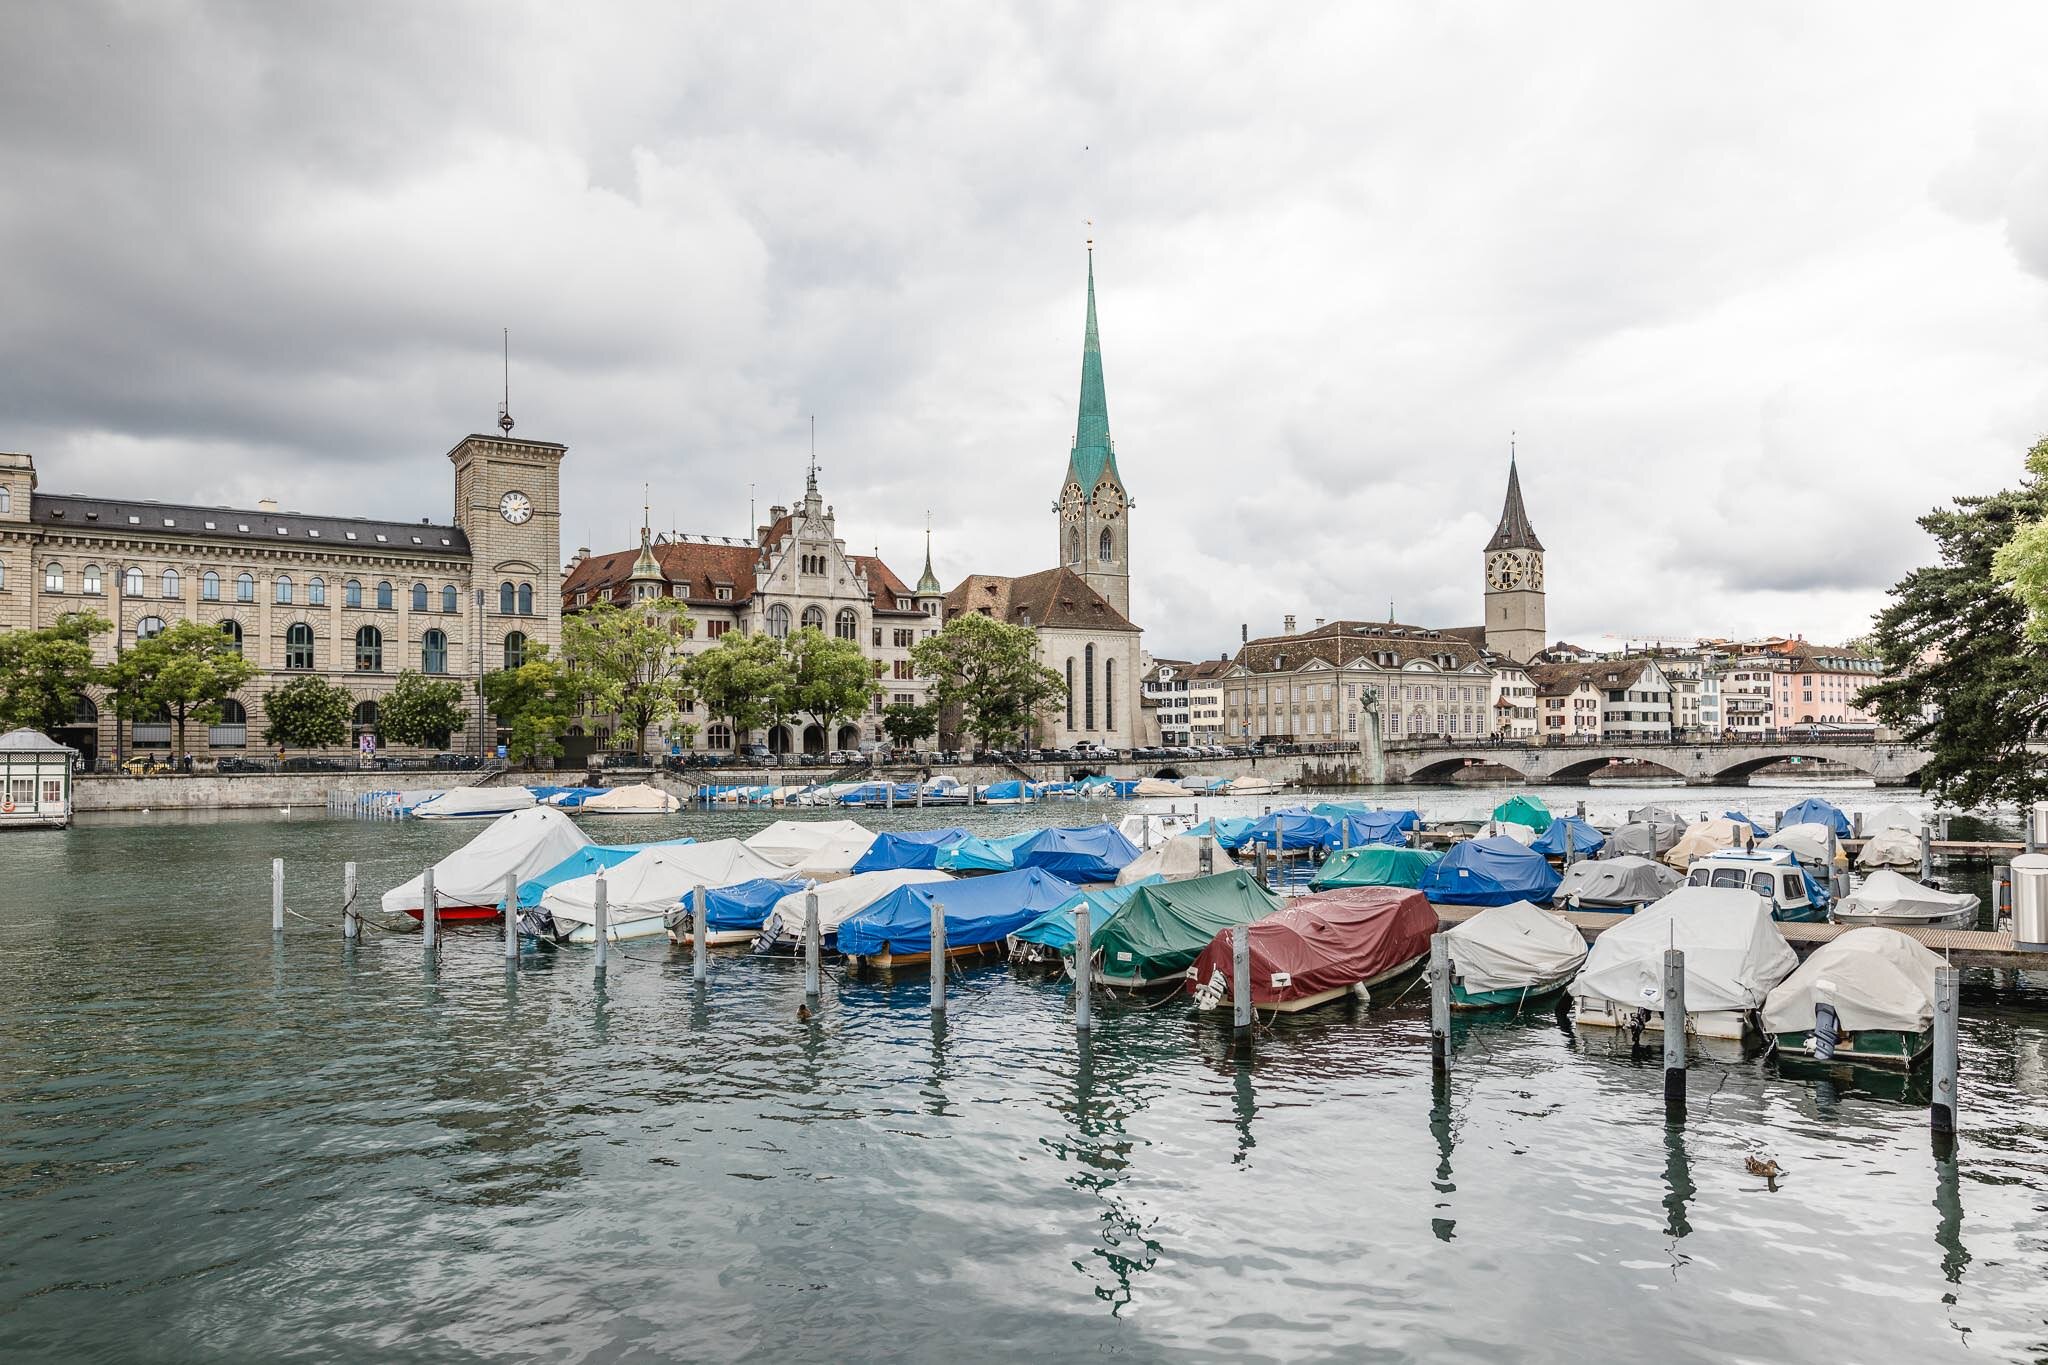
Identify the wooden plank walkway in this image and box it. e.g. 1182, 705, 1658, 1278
1431, 903, 2043, 970
1412, 829, 2023, 857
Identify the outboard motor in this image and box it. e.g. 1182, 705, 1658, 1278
515, 904, 559, 943
1812, 1001, 1840, 1061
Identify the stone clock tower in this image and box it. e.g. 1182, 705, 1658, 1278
1482, 456, 1545, 662
449, 430, 567, 683
1055, 247, 1133, 620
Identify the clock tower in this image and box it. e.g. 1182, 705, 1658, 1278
1482, 454, 1545, 662
449, 429, 568, 672
1055, 246, 1133, 620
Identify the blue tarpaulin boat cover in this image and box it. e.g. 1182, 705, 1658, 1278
837, 868, 1080, 955
1780, 799, 1852, 838
936, 831, 1037, 873
1249, 810, 1336, 852
704, 876, 810, 930
1330, 811, 1414, 848
527, 785, 608, 808
1013, 825, 1142, 882
509, 840, 693, 908
852, 828, 974, 873
1011, 877, 1161, 949
1190, 817, 1258, 851
1531, 815, 1606, 858
1722, 810, 1771, 838
979, 781, 1027, 801
1419, 836, 1563, 906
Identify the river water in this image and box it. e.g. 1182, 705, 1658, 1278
2, 784, 2044, 1363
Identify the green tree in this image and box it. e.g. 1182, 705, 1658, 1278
0, 612, 108, 736
262, 675, 355, 750
881, 699, 939, 751
104, 619, 258, 761
784, 627, 879, 750
692, 631, 793, 752
561, 598, 697, 755
378, 670, 468, 749
1862, 436, 2048, 806
481, 652, 574, 768
910, 612, 1066, 751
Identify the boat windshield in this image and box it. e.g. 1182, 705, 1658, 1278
1750, 871, 1776, 897
1687, 868, 1710, 886
1709, 868, 1748, 890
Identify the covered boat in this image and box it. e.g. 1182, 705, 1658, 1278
1227, 775, 1284, 796
1760, 822, 1843, 867
539, 839, 792, 943
851, 828, 973, 873
1419, 836, 1563, 907
382, 806, 591, 921
1491, 795, 1553, 834
742, 819, 875, 867
838, 867, 1080, 967
1186, 886, 1437, 1013
1607, 818, 1683, 859
1075, 870, 1285, 989
1862, 804, 1921, 836
1013, 825, 1141, 883
1830, 869, 1979, 931
1663, 816, 1755, 870
509, 840, 692, 910
1762, 927, 1945, 1068
689, 876, 812, 945
1570, 886, 1797, 1040
1010, 880, 1156, 962
1554, 854, 1682, 910
1116, 834, 1236, 885
1856, 826, 1923, 870
1530, 815, 1605, 859
1720, 810, 1771, 839
410, 785, 538, 820
577, 782, 680, 815
1325, 810, 1415, 848
1130, 777, 1189, 798
1445, 901, 1589, 1010
1310, 844, 1439, 891
1244, 809, 1335, 852
935, 831, 1036, 874
976, 780, 1030, 805
1780, 798, 1853, 838
755, 868, 954, 950
1117, 811, 1194, 849
1683, 847, 1828, 921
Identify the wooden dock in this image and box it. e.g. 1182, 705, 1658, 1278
1431, 904, 2045, 970
1412, 829, 2024, 858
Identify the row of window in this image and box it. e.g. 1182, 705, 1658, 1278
36, 565, 538, 615
127, 616, 529, 674
764, 604, 861, 640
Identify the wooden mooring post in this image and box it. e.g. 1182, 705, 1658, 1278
271, 858, 284, 934
421, 866, 438, 956
1931, 963, 1960, 1137
1073, 903, 1093, 1035
341, 862, 358, 942
1428, 932, 1450, 1076
691, 885, 709, 983
1663, 948, 1687, 1119
929, 901, 948, 1017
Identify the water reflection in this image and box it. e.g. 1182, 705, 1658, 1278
1933, 1142, 1970, 1284
1430, 1073, 1456, 1243
1661, 1121, 1694, 1242
1230, 1055, 1257, 1166
1041, 1025, 1173, 1313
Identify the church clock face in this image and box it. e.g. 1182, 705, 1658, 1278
1486, 553, 1520, 591
1059, 484, 1085, 520
1094, 484, 1125, 520
499, 490, 534, 525
1527, 556, 1543, 589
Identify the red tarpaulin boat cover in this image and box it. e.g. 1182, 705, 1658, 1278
1185, 886, 1438, 1006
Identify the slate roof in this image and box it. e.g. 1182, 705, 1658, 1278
943, 567, 1138, 633
1529, 659, 1659, 697
1233, 620, 1488, 673
1486, 458, 1543, 552
31, 493, 471, 556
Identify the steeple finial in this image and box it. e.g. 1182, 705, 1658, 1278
806, 414, 820, 496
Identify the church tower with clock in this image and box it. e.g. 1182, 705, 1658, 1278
1055, 247, 1133, 620
1482, 455, 1545, 662
449, 424, 567, 674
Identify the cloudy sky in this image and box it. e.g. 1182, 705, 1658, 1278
7, 3, 2048, 659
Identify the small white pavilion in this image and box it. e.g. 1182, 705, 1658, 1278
0, 728, 77, 829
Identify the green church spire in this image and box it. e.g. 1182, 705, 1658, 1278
1067, 248, 1118, 493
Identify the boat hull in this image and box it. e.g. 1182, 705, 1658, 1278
405, 903, 501, 923
1830, 909, 1977, 932
1451, 975, 1572, 1012
1772, 1028, 1931, 1070
846, 940, 1004, 972
1571, 995, 1754, 1041
558, 911, 672, 944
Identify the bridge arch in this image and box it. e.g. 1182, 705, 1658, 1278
1546, 753, 1688, 784
1406, 756, 1529, 785
1706, 751, 1875, 784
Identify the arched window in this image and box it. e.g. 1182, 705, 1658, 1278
136, 616, 166, 641
766, 604, 791, 638
162, 569, 181, 598
375, 581, 393, 610
308, 576, 326, 605
285, 622, 314, 669
0, 486, 8, 512
517, 583, 533, 615
1084, 644, 1096, 730
82, 564, 102, 595
801, 605, 825, 631
354, 625, 382, 671
441, 584, 457, 614
1066, 657, 1076, 729
211, 698, 247, 747
503, 632, 527, 670
202, 571, 220, 601
44, 563, 62, 592
421, 629, 447, 674
1099, 528, 1113, 563
1105, 658, 1116, 730
411, 583, 427, 612
499, 582, 516, 614
835, 608, 858, 640
220, 619, 243, 654
236, 572, 254, 603
344, 579, 362, 608
352, 700, 379, 742
124, 567, 144, 596
1067, 527, 1080, 563
707, 723, 732, 750
275, 573, 293, 605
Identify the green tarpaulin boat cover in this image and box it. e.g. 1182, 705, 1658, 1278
1078, 869, 1284, 980
1492, 794, 1553, 834
1310, 844, 1441, 891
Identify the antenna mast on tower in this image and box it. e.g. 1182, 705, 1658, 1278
497, 329, 514, 435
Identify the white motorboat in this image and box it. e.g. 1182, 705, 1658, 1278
1830, 869, 1979, 931
1570, 886, 1797, 1040
410, 785, 538, 820
540, 840, 791, 943
381, 806, 591, 920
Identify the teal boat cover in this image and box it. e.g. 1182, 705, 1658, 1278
1492, 795, 1553, 834
836, 867, 1079, 955
1420, 836, 1562, 906
935, 830, 1037, 873
1014, 825, 1142, 882
852, 828, 973, 873
1081, 869, 1286, 979
1012, 877, 1161, 950
1311, 845, 1441, 891
1189, 817, 1257, 851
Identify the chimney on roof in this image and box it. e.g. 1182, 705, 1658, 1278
1241, 623, 1248, 644
1315, 617, 1325, 629
1283, 614, 1296, 635
258, 498, 278, 513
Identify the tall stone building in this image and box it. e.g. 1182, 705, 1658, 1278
1481, 456, 1546, 662
1054, 248, 1133, 621
0, 432, 566, 765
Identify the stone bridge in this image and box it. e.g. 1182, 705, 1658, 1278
1380, 737, 1931, 787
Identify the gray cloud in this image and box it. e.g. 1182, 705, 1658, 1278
5, 3, 2048, 659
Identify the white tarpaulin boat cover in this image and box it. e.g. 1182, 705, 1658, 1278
1664, 818, 1753, 869
1760, 822, 1840, 865
1446, 901, 1588, 994
1833, 869, 1979, 923
542, 839, 791, 927
411, 785, 537, 819
759, 868, 954, 940
1116, 834, 1237, 885
1863, 805, 1921, 835
744, 819, 875, 866
1131, 778, 1187, 799
1482, 820, 1537, 846
1761, 927, 1943, 1035
381, 806, 591, 913
1117, 811, 1194, 848
1572, 887, 1796, 1015
1856, 828, 1922, 869
579, 783, 679, 814
1556, 855, 1683, 906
